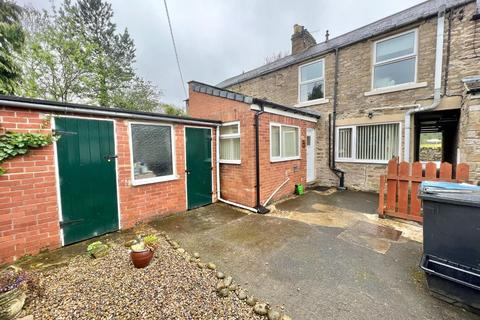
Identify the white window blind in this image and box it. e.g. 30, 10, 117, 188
338, 128, 352, 158
220, 123, 240, 163
337, 123, 400, 163
271, 124, 300, 161
356, 124, 399, 160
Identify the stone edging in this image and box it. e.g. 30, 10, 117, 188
159, 231, 291, 320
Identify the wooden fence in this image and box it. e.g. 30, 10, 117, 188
377, 159, 470, 223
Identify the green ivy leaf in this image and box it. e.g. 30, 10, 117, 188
0, 131, 60, 176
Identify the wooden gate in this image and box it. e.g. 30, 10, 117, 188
377, 159, 470, 223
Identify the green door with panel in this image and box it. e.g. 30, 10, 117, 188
55, 117, 119, 245
185, 127, 212, 209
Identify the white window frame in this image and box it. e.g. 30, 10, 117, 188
298, 58, 326, 104
219, 121, 241, 164
128, 121, 178, 186
372, 29, 418, 91
335, 122, 402, 164
270, 122, 301, 162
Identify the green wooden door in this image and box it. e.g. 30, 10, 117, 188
185, 127, 212, 209
56, 117, 119, 245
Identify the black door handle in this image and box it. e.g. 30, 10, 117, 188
105, 154, 118, 162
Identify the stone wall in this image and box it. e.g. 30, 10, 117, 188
224, 2, 480, 191
459, 100, 480, 184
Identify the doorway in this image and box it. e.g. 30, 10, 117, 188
55, 117, 119, 245
306, 128, 316, 183
185, 127, 213, 209
414, 109, 460, 164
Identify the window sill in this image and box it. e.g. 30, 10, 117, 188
335, 159, 390, 165
364, 82, 428, 96
295, 98, 329, 107
131, 174, 179, 186
220, 160, 241, 165
270, 157, 301, 163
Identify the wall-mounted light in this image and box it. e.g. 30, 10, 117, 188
368, 112, 374, 119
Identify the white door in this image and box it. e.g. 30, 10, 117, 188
306, 128, 315, 183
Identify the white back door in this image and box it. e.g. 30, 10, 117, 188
306, 128, 315, 183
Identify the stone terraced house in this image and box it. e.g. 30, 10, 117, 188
216, 0, 480, 191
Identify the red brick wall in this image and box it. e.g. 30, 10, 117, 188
188, 87, 315, 208
116, 121, 187, 228
189, 89, 257, 206
258, 113, 315, 204
0, 107, 60, 263
0, 106, 216, 263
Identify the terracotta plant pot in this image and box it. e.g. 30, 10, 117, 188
130, 249, 154, 268
0, 287, 26, 320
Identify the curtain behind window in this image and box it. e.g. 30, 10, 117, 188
282, 127, 299, 158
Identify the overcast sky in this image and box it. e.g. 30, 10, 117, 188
18, 0, 425, 107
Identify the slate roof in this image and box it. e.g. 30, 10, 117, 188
217, 0, 474, 88
0, 94, 221, 125
190, 81, 321, 119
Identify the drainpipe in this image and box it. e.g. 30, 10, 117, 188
404, 6, 446, 161
254, 103, 270, 214
329, 47, 346, 189
215, 125, 258, 213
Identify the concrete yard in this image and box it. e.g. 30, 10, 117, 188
151, 189, 480, 320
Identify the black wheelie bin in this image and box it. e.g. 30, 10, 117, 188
419, 181, 480, 314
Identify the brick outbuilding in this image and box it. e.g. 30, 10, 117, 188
187, 81, 320, 211
0, 96, 220, 263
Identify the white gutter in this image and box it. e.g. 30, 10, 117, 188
404, 6, 445, 161
215, 126, 258, 213
1, 100, 220, 127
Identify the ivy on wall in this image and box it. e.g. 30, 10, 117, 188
0, 132, 59, 175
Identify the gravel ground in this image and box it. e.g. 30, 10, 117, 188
23, 236, 266, 320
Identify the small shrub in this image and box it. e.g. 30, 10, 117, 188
143, 234, 158, 249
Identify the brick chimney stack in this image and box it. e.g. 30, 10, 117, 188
291, 24, 317, 55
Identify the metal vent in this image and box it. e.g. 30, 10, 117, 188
463, 76, 480, 93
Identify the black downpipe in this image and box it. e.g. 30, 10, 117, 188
254, 103, 270, 214
330, 47, 346, 189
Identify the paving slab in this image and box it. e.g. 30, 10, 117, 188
151, 201, 480, 320
277, 189, 379, 214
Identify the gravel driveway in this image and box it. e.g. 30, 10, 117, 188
22, 233, 265, 319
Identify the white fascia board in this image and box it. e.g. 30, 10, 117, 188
250, 104, 318, 123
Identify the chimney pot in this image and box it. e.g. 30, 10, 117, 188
293, 24, 304, 34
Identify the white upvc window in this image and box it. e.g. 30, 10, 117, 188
129, 122, 177, 186
336, 122, 401, 164
219, 121, 240, 164
372, 29, 418, 90
270, 123, 300, 162
298, 59, 325, 103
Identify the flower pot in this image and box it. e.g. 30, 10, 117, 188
0, 287, 26, 320
130, 249, 154, 268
